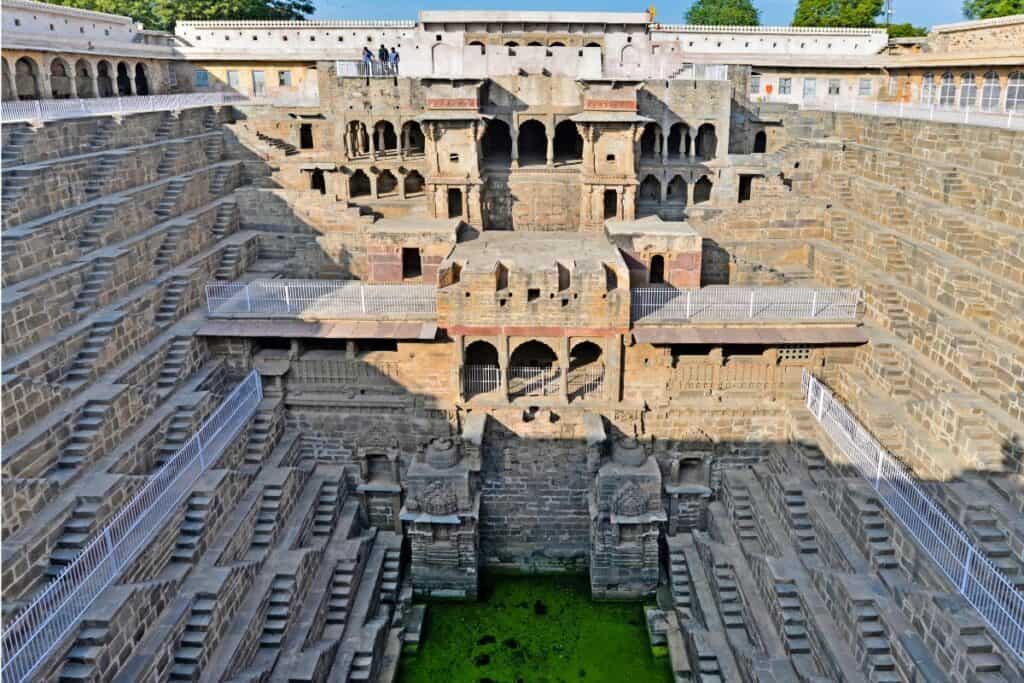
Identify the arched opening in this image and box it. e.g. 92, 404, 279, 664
374, 121, 398, 154
959, 72, 977, 108
517, 119, 547, 166
552, 120, 582, 163
603, 189, 618, 219
693, 176, 712, 204
696, 124, 716, 160
115, 62, 132, 95
981, 71, 1001, 111
401, 121, 425, 155
377, 170, 398, 197
1007, 72, 1023, 112
527, 41, 543, 47
568, 341, 604, 401
134, 63, 150, 96
920, 72, 935, 104
349, 169, 371, 198
447, 188, 463, 218
638, 175, 661, 203
504, 41, 519, 47
310, 169, 326, 195
2, 59, 14, 101
300, 123, 314, 149
667, 123, 688, 157
938, 72, 955, 107
49, 58, 73, 99
404, 170, 425, 197
348, 121, 369, 156
481, 118, 512, 165
649, 255, 665, 284
585, 42, 601, 48
74, 60, 94, 98
15, 57, 40, 100
469, 40, 486, 54
549, 41, 565, 47
97, 61, 114, 97
667, 175, 686, 204
509, 340, 560, 398
753, 131, 767, 154
640, 122, 661, 160
463, 340, 500, 398
620, 44, 639, 67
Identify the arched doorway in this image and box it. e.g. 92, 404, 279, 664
568, 341, 604, 401
667, 175, 686, 205
134, 63, 150, 95
75, 60, 94, 98
97, 61, 114, 97
638, 175, 661, 216
482, 118, 512, 165
404, 170, 425, 197
310, 169, 326, 195
15, 57, 40, 100
517, 120, 547, 166
377, 170, 398, 197
552, 120, 582, 164
401, 121, 424, 155
469, 40, 486, 55
115, 62, 132, 95
509, 340, 560, 398
696, 124, 717, 160
640, 122, 661, 160
753, 131, 767, 154
463, 340, 500, 398
349, 169, 371, 198
50, 58, 73, 99
693, 176, 712, 204
667, 123, 688, 158
374, 121, 397, 154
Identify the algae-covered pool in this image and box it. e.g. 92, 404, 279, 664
397, 573, 673, 683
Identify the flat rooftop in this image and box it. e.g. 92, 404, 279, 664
444, 231, 626, 273
605, 216, 700, 238
367, 216, 461, 237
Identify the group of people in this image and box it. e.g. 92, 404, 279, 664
361, 45, 400, 75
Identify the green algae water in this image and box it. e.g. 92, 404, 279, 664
397, 573, 673, 683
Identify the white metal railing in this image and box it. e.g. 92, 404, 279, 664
568, 365, 605, 400
0, 93, 246, 124
801, 370, 1024, 663
631, 286, 861, 323
509, 365, 561, 398
0, 370, 263, 683
462, 365, 500, 398
335, 60, 401, 78
790, 96, 1022, 130
205, 280, 436, 318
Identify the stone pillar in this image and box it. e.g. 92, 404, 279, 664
369, 125, 377, 160
39, 69, 52, 100
660, 173, 668, 203
661, 124, 669, 161
546, 131, 554, 167
510, 127, 519, 170
398, 171, 407, 199
623, 186, 636, 221
498, 335, 510, 403
369, 172, 379, 199
346, 340, 357, 358
606, 336, 622, 402
686, 179, 694, 206
398, 123, 405, 160
560, 336, 570, 402
454, 334, 465, 401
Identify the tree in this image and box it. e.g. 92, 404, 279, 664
686, 0, 760, 26
885, 22, 928, 37
792, 0, 884, 28
43, 0, 314, 32
962, 0, 1024, 19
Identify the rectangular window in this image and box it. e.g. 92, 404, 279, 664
828, 79, 841, 96
194, 70, 209, 88
252, 70, 266, 96
168, 69, 178, 87
278, 70, 292, 87
779, 78, 791, 95
749, 74, 760, 95
227, 70, 240, 89
888, 76, 897, 97
858, 79, 871, 97
803, 78, 817, 99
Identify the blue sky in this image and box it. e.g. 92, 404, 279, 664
311, 0, 966, 30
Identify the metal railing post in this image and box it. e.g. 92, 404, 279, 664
360, 285, 367, 314
104, 527, 117, 571
244, 285, 251, 312
960, 546, 974, 593
810, 291, 818, 318
748, 291, 755, 319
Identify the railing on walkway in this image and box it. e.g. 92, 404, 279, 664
792, 97, 1022, 131
335, 60, 401, 78
631, 286, 861, 323
0, 370, 263, 683
205, 280, 437, 318
801, 370, 1024, 663
462, 365, 501, 398
0, 93, 247, 124
509, 365, 561, 398
568, 365, 605, 401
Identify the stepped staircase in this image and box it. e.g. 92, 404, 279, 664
851, 496, 899, 571
86, 118, 116, 152
209, 166, 230, 195
773, 580, 812, 656
45, 499, 102, 578
2, 168, 34, 205
78, 204, 117, 250
171, 492, 211, 563
157, 144, 181, 176
667, 541, 694, 622
850, 603, 900, 682
712, 562, 747, 634
322, 560, 357, 640
64, 318, 119, 385
348, 651, 374, 681
202, 108, 218, 131
259, 575, 296, 649
169, 595, 217, 681
215, 244, 241, 280
244, 409, 275, 465
965, 510, 1024, 590
250, 485, 283, 551
58, 620, 111, 681
155, 275, 190, 326
2, 122, 34, 165
154, 224, 188, 267
380, 549, 401, 604
872, 343, 912, 396
780, 484, 817, 555
154, 113, 176, 141
312, 482, 341, 538
155, 404, 198, 468
84, 154, 120, 197
157, 338, 192, 392
52, 400, 109, 472
728, 486, 760, 547
72, 257, 115, 313
155, 178, 187, 218
204, 136, 224, 163
877, 234, 911, 279
212, 201, 237, 238
255, 131, 298, 156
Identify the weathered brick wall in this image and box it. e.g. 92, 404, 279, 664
483, 171, 582, 231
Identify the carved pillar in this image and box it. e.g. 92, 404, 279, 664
560, 336, 570, 402
686, 179, 695, 207
661, 122, 669, 161
606, 336, 622, 402
510, 126, 519, 170
398, 170, 407, 199
660, 173, 668, 203
498, 335, 510, 403
546, 130, 554, 167
370, 172, 379, 199
398, 122, 405, 160
454, 334, 465, 401
623, 186, 636, 221
369, 124, 378, 160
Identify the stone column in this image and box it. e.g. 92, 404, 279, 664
546, 131, 554, 167
39, 68, 53, 100
454, 334, 465, 401
510, 128, 519, 170
660, 173, 668, 203
560, 336, 570, 402
346, 340, 357, 359
623, 186, 636, 221
661, 123, 669, 161
369, 125, 377, 160
686, 179, 694, 206
498, 335, 510, 403
398, 122, 405, 160
370, 172, 379, 199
